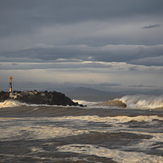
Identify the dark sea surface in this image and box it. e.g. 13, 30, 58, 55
0, 97, 163, 163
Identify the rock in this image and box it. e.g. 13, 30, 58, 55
98, 99, 127, 108
0, 90, 84, 107
0, 91, 9, 102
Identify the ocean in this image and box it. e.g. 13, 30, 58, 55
0, 95, 163, 163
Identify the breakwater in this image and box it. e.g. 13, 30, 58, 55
0, 90, 84, 107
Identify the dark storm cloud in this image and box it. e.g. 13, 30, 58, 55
0, 0, 163, 91
0, 0, 163, 50
128, 66, 139, 71
0, 44, 163, 66
98, 83, 121, 87
0, 0, 163, 37
129, 84, 155, 88
130, 55, 163, 66
143, 24, 161, 29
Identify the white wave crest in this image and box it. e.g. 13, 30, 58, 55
73, 99, 98, 106
53, 115, 163, 124
0, 100, 23, 108
119, 95, 163, 109
0, 99, 74, 109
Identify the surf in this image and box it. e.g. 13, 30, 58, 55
1, 94, 163, 110
119, 95, 163, 109
74, 94, 163, 109
0, 99, 23, 108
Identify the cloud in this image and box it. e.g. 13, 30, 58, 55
143, 24, 161, 29
1, 44, 163, 66
0, 0, 163, 39
129, 84, 155, 88
130, 55, 163, 66
0, 60, 162, 75
0, 0, 163, 92
0, 60, 163, 92
128, 66, 139, 71
1, 16, 163, 53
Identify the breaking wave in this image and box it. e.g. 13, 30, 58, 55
0, 99, 48, 109
0, 100, 23, 108
119, 95, 163, 109
1, 94, 163, 110
73, 99, 98, 106
0, 99, 85, 109
74, 95, 163, 109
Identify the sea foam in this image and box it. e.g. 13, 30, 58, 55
0, 99, 23, 108
57, 144, 163, 163
74, 95, 163, 109
119, 95, 163, 109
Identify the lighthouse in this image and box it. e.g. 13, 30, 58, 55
9, 76, 12, 92
9, 76, 16, 99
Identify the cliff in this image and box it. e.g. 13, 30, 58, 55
0, 91, 84, 107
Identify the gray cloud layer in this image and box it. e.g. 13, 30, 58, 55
0, 0, 163, 37
143, 24, 161, 29
1, 44, 163, 66
0, 0, 163, 92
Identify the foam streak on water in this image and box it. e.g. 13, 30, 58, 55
0, 115, 162, 151
0, 99, 163, 162
57, 144, 163, 163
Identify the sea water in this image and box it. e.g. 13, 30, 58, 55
0, 95, 163, 163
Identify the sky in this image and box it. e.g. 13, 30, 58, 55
0, 0, 163, 93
